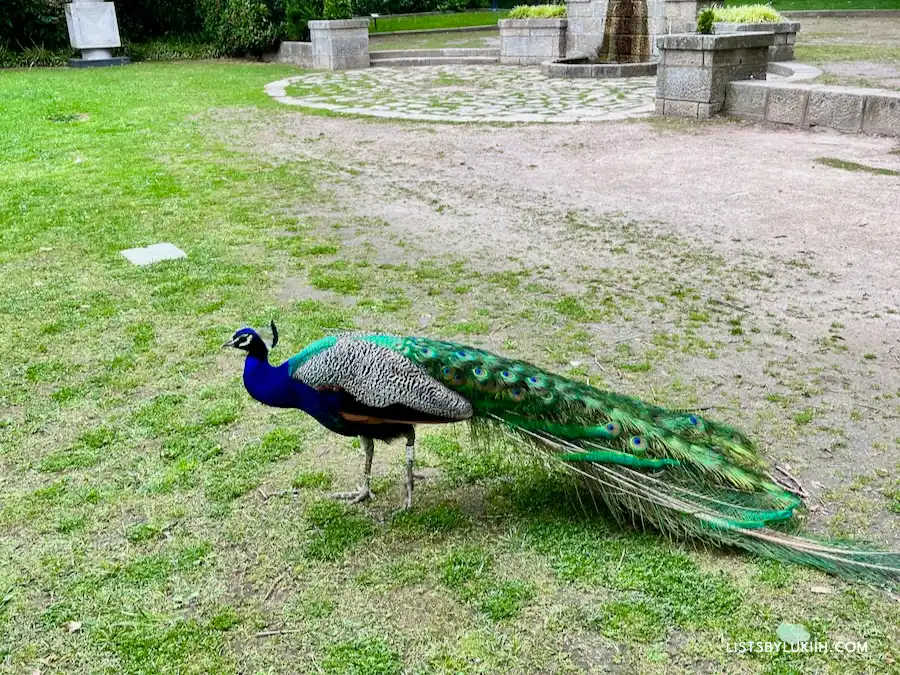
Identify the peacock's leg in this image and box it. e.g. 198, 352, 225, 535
331, 436, 375, 504
403, 428, 415, 510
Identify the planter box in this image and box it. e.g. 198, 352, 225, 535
499, 18, 567, 66
713, 21, 800, 61
655, 31, 774, 118
309, 18, 370, 70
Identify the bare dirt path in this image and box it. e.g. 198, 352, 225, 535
217, 109, 900, 544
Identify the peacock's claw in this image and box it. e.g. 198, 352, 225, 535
330, 486, 373, 504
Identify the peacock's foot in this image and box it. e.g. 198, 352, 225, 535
330, 486, 373, 504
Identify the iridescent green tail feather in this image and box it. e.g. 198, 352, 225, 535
351, 332, 900, 586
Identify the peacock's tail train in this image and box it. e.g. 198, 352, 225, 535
354, 333, 900, 587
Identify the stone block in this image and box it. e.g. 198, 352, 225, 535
765, 86, 808, 125
657, 65, 710, 102
657, 31, 773, 52
769, 45, 794, 62
272, 41, 314, 67
705, 46, 768, 68
697, 102, 717, 118
500, 18, 566, 65
664, 99, 700, 117
804, 89, 864, 131
862, 93, 900, 136
655, 98, 666, 115
724, 81, 768, 118
65, 1, 122, 49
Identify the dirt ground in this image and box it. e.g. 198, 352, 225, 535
799, 16, 900, 47
217, 108, 900, 546
799, 16, 900, 89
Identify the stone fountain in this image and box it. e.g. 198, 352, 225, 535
544, 0, 711, 78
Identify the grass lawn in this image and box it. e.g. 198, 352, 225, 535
370, 31, 498, 50
795, 44, 900, 64
1, 61, 899, 674
727, 0, 900, 9
369, 10, 508, 33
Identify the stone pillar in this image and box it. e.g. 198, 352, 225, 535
65, 0, 129, 67
655, 32, 774, 118
309, 19, 370, 71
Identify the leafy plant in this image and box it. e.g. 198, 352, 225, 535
284, 0, 324, 40
507, 4, 566, 19
214, 0, 278, 56
711, 4, 784, 23
437, 0, 470, 12
323, 0, 354, 19
696, 7, 715, 34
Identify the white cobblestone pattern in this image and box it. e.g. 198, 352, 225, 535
265, 65, 657, 123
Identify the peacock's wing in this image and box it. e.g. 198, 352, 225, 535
288, 335, 473, 423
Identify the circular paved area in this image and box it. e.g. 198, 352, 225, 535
265, 65, 657, 123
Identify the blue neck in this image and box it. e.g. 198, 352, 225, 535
243, 354, 325, 414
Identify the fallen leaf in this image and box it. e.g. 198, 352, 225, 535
777, 622, 810, 645
66, 621, 82, 633
809, 585, 832, 595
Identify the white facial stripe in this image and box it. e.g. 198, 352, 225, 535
236, 334, 253, 348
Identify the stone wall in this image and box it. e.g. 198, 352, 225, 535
714, 21, 800, 62
725, 81, 900, 136
270, 41, 314, 68
499, 19, 567, 65
655, 32, 773, 118
663, 0, 712, 34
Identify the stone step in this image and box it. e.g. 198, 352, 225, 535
369, 48, 499, 59
370, 56, 500, 67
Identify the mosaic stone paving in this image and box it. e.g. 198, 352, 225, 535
265, 65, 657, 123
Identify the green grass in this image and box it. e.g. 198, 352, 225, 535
712, 4, 785, 21
370, 32, 498, 50
2, 61, 900, 674
507, 4, 567, 19
816, 157, 900, 176
369, 10, 507, 33
796, 44, 900, 64
727, 0, 900, 8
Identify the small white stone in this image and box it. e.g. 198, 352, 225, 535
120, 242, 187, 266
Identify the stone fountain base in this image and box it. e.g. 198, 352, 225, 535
542, 55, 657, 79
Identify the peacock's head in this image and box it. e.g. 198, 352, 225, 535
223, 321, 279, 356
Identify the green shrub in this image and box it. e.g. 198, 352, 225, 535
711, 4, 784, 23
123, 38, 222, 62
213, 0, 279, 56
0, 43, 73, 67
696, 7, 715, 34
437, 0, 470, 12
2, 0, 69, 50
323, 0, 354, 19
284, 0, 325, 40
507, 4, 565, 19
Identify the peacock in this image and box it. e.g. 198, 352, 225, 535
224, 323, 900, 586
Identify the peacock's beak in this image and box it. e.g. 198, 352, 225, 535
222, 337, 239, 349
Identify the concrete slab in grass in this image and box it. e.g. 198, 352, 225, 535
121, 243, 187, 266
